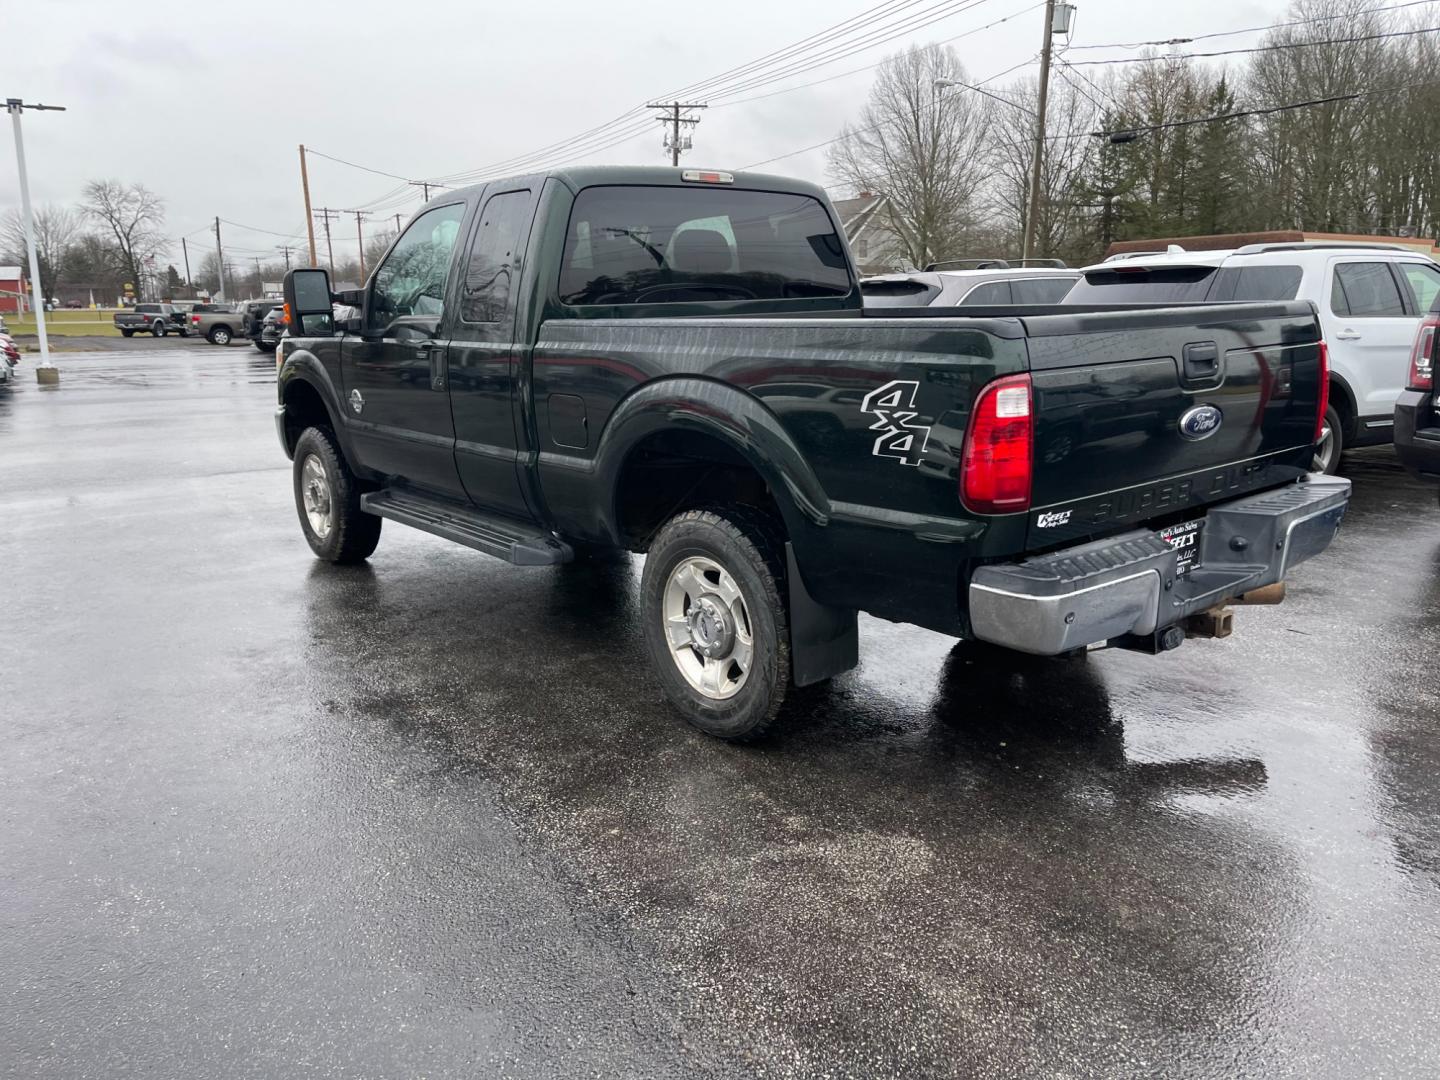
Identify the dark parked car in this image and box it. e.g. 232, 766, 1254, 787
113, 303, 189, 338
242, 300, 283, 351
274, 165, 1348, 741
1396, 310, 1440, 504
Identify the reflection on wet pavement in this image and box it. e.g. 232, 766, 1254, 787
3, 347, 1439, 1078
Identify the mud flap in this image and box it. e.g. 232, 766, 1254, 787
786, 542, 859, 686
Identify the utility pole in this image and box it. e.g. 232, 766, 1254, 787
393, 213, 403, 233
299, 143, 318, 267
253, 256, 263, 292
314, 207, 339, 276
279, 245, 292, 271
214, 216, 227, 300
408, 180, 446, 202
1021, 0, 1058, 261
648, 101, 707, 166
345, 210, 368, 281
181, 236, 192, 287
6, 97, 63, 379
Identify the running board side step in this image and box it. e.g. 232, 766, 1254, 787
361, 489, 573, 566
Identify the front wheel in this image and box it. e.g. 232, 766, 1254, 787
292, 426, 382, 563
640, 509, 790, 741
1312, 404, 1343, 474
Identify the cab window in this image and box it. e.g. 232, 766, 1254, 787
462, 190, 535, 323
369, 203, 465, 330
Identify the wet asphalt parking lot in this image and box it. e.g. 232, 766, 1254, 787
3, 343, 1439, 1079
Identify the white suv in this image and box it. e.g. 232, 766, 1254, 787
1068, 242, 1440, 472
861, 260, 1080, 309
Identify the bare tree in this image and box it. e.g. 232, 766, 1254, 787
829, 45, 991, 267
80, 180, 167, 300
1, 204, 79, 300
988, 73, 1100, 260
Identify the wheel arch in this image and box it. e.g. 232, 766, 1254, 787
277, 353, 358, 466
594, 377, 831, 552
1328, 370, 1358, 438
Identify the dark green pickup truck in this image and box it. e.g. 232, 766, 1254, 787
275, 166, 1349, 740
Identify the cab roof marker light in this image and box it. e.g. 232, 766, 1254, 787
681, 170, 734, 184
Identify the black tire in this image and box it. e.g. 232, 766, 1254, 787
1313, 403, 1343, 474
254, 340, 270, 353
208, 326, 232, 345
120, 329, 134, 338
292, 426, 382, 564
177, 328, 189, 337
640, 508, 790, 741
151, 321, 167, 337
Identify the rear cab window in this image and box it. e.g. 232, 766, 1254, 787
558, 185, 852, 307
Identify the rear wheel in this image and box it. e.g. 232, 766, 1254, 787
1312, 404, 1343, 474
292, 426, 382, 563
120, 329, 134, 338
151, 321, 167, 337
208, 326, 232, 345
641, 509, 790, 741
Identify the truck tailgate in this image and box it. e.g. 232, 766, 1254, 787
1019, 302, 1323, 548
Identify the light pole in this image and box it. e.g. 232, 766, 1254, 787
6, 97, 64, 383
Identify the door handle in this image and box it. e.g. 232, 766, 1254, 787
1335, 330, 1361, 340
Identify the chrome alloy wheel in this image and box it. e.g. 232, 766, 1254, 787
1312, 420, 1335, 473
662, 555, 754, 700
300, 453, 334, 539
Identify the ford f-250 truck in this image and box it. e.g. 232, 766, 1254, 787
274, 166, 1350, 740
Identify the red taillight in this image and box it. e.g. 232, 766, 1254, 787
1408, 316, 1437, 390
961, 373, 1033, 515
1314, 340, 1330, 444
191, 314, 200, 324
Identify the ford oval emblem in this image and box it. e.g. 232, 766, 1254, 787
1178, 404, 1222, 441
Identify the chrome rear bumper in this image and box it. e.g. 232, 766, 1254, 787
967, 475, 1351, 655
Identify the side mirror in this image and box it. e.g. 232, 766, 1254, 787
282, 268, 335, 336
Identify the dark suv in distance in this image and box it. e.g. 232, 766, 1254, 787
1396, 309, 1440, 503
242, 300, 283, 351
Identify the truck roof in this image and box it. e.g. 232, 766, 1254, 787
438, 166, 831, 206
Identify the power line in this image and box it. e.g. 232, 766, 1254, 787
421, 0, 1004, 186
699, 0, 995, 102
1088, 76, 1440, 142
1062, 25, 1440, 66
711, 0, 1044, 108
304, 147, 414, 183
742, 53, 1038, 170
217, 217, 306, 239
1066, 0, 1439, 51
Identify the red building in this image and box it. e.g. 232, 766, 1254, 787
0, 266, 25, 314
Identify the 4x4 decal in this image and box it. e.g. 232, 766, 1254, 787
860, 379, 932, 466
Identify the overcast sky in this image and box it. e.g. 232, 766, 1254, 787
4, 0, 1284, 266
